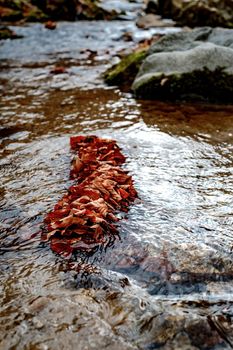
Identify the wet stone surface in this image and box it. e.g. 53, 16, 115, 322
0, 21, 233, 349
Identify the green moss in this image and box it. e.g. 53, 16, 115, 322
134, 67, 233, 103
24, 6, 48, 21
0, 26, 22, 39
0, 0, 116, 21
0, 6, 23, 21
104, 50, 147, 88
0, 0, 23, 10
0, 1, 47, 22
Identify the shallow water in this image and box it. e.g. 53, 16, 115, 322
1, 21, 233, 350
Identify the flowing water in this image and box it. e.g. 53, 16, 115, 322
1, 21, 233, 350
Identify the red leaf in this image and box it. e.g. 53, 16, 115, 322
42, 135, 138, 259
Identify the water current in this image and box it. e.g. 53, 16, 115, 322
1, 21, 233, 349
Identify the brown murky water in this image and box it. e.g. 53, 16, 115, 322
1, 21, 233, 350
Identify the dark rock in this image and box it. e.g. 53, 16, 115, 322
0, 0, 48, 22
0, 26, 22, 39
140, 255, 174, 279
157, 0, 183, 18
76, 0, 117, 20
177, 0, 233, 28
145, 0, 158, 14
24, 4, 48, 21
157, 0, 233, 28
44, 20, 56, 29
0, 126, 23, 137
75, 268, 131, 292
50, 66, 67, 74
122, 31, 134, 42
149, 280, 206, 296
0, 0, 117, 22
132, 28, 233, 103
0, 6, 22, 21
185, 319, 223, 349
42, 0, 77, 21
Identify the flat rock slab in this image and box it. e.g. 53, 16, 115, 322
132, 27, 233, 102
136, 14, 175, 29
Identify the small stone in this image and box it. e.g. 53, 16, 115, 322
28, 296, 50, 314
136, 14, 175, 29
44, 21, 57, 30
32, 317, 44, 330
50, 66, 67, 74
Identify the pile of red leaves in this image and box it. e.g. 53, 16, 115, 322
41, 135, 137, 259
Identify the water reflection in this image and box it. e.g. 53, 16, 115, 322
140, 101, 233, 143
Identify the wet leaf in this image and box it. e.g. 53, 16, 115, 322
42, 135, 138, 258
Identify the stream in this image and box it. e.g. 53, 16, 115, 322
1, 20, 233, 350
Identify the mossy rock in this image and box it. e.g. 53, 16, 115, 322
0, 0, 117, 21
0, 26, 22, 39
177, 0, 233, 28
0, 6, 23, 20
104, 50, 147, 88
0, 0, 23, 10
157, 0, 233, 28
43, 0, 77, 21
24, 5, 48, 21
134, 68, 233, 103
0, 1, 24, 21
0, 1, 48, 22
132, 42, 233, 103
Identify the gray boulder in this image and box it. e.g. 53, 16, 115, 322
149, 27, 233, 54
132, 27, 233, 102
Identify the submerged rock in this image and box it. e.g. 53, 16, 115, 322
0, 26, 22, 39
44, 20, 57, 29
132, 27, 233, 102
136, 13, 175, 29
50, 66, 67, 74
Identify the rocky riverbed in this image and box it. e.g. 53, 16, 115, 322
1, 15, 233, 350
